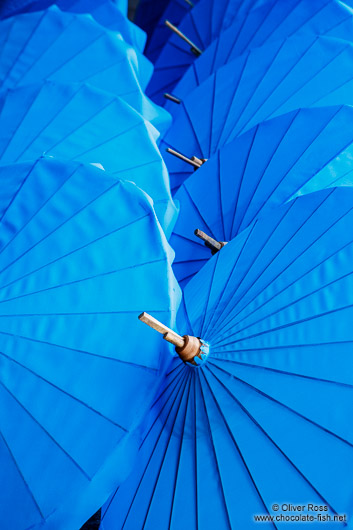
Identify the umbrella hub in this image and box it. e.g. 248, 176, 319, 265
176, 335, 210, 366
138, 313, 210, 366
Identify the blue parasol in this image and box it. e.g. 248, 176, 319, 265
0, 81, 176, 234
100, 186, 353, 529
0, 155, 181, 530
160, 34, 353, 189
0, 6, 169, 128
146, 0, 299, 104
171, 0, 353, 101
143, 0, 199, 64
170, 105, 353, 285
0, 0, 145, 51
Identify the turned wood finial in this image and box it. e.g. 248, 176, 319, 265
138, 312, 204, 365
165, 20, 202, 56
194, 229, 227, 255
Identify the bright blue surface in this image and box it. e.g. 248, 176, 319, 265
172, 0, 353, 101
0, 6, 167, 128
0, 0, 145, 51
171, 105, 353, 285
146, 0, 280, 104
0, 81, 176, 235
0, 156, 181, 530
161, 34, 353, 189
100, 187, 353, 529
144, 0, 199, 64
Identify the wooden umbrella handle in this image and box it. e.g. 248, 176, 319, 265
139, 313, 185, 348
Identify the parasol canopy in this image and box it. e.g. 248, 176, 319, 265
170, 105, 353, 285
100, 186, 353, 529
0, 6, 169, 127
0, 81, 176, 234
0, 155, 181, 530
171, 0, 353, 101
160, 34, 353, 189
0, 0, 145, 51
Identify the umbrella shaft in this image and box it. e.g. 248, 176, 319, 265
165, 20, 202, 56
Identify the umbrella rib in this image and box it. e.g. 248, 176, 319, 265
0, 350, 129, 431
0, 161, 85, 260
229, 124, 259, 238
68, 53, 139, 85
200, 368, 277, 525
216, 151, 226, 241
46, 112, 143, 158
210, 357, 353, 389
237, 40, 351, 138
120, 372, 190, 529
0, 157, 42, 226
150, 362, 185, 412
111, 157, 163, 175
0, 257, 165, 304
15, 87, 116, 161
202, 220, 259, 338
208, 361, 353, 448
204, 366, 340, 517
141, 373, 192, 530
212, 49, 251, 152
11, 16, 77, 88
167, 39, 197, 59
149, 76, 186, 99
220, 37, 287, 146
207, 191, 335, 339
168, 377, 194, 529
0, 381, 92, 479
193, 375, 199, 530
280, 0, 330, 40
188, 11, 204, 49
215, 255, 353, 347
196, 371, 244, 530
0, 17, 16, 69
213, 193, 353, 340
0, 83, 46, 160
0, 9, 47, 89
0, 329, 159, 372
216, 298, 353, 351
11, 84, 88, 162
0, 429, 45, 519
139, 368, 186, 451
173, 229, 210, 247
238, 109, 300, 229
139, 367, 187, 450
199, 253, 221, 337
182, 184, 215, 237
0, 180, 151, 283
177, 102, 205, 157
301, 53, 353, 109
